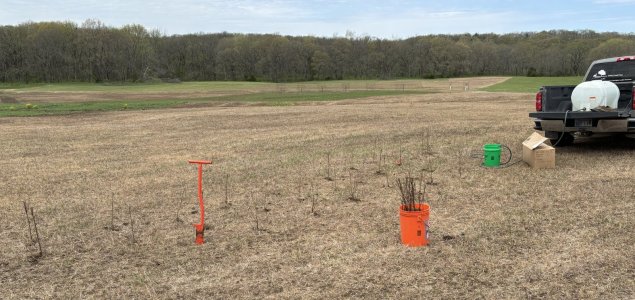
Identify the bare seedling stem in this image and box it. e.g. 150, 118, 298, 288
30, 208, 43, 257
397, 177, 424, 211
376, 148, 384, 175
420, 130, 432, 156
254, 207, 259, 231
310, 183, 318, 215
348, 169, 359, 201
456, 148, 465, 179
325, 152, 333, 181
253, 208, 259, 232
378, 149, 384, 174
251, 192, 260, 232
327, 152, 330, 179
427, 172, 435, 186
297, 180, 303, 200
111, 192, 115, 230
176, 186, 185, 223
129, 205, 136, 243
224, 173, 229, 205
23, 201, 33, 244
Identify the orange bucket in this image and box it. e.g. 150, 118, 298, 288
399, 203, 430, 247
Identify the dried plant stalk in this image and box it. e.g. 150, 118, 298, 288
23, 201, 33, 244
224, 173, 229, 205
396, 177, 424, 211
325, 152, 333, 181
111, 193, 115, 230
128, 206, 136, 243
30, 208, 43, 257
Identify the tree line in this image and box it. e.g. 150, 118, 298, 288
2, 20, 635, 83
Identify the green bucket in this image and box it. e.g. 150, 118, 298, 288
483, 144, 502, 167
483, 144, 511, 167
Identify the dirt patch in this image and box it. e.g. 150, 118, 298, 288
0, 94, 19, 103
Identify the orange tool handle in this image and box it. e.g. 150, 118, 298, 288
189, 160, 212, 244
188, 160, 212, 165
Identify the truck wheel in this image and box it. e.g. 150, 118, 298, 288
547, 131, 574, 147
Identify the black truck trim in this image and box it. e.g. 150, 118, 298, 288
529, 111, 630, 119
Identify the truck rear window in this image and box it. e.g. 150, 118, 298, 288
586, 61, 635, 82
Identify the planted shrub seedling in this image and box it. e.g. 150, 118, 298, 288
224, 173, 230, 206
22, 201, 33, 244
324, 152, 334, 181
128, 205, 136, 243
31, 208, 43, 258
309, 182, 319, 216
250, 192, 261, 232
375, 148, 385, 175
347, 169, 360, 202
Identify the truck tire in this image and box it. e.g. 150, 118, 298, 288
546, 131, 574, 147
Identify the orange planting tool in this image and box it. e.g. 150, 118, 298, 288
188, 160, 212, 245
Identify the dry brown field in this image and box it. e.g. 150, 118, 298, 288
1, 83, 634, 298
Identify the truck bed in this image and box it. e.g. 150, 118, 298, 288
538, 82, 634, 113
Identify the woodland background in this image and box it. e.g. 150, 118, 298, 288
2, 20, 635, 83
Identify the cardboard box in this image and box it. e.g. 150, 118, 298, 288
522, 132, 555, 169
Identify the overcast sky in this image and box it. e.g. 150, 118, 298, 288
2, 0, 635, 38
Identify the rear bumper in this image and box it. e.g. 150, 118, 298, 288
530, 110, 635, 133
531, 118, 635, 133
528, 111, 633, 119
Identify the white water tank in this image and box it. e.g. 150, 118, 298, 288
571, 80, 620, 111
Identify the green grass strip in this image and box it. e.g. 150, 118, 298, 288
0, 90, 431, 117
482, 76, 583, 93
216, 90, 428, 103
0, 100, 187, 117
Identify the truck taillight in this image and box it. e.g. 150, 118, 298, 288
535, 92, 543, 111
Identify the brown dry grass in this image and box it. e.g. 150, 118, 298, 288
0, 90, 633, 298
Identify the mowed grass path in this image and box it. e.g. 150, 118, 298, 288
482, 76, 583, 93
